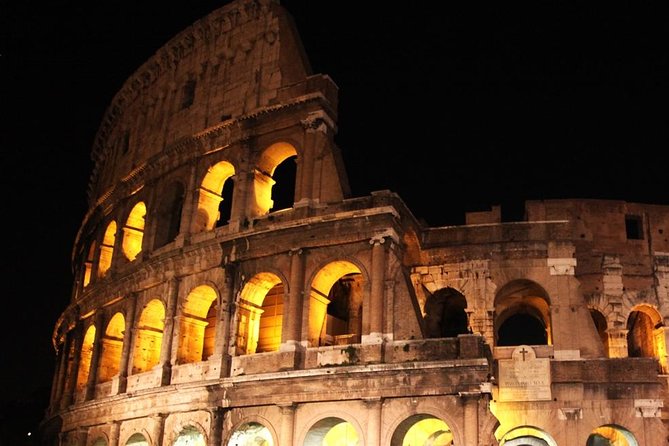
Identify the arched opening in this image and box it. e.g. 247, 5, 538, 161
132, 299, 165, 374
83, 241, 96, 288
590, 309, 609, 354
309, 261, 363, 347
177, 285, 218, 364
227, 422, 273, 446
76, 325, 96, 391
494, 280, 552, 347
98, 221, 117, 277
270, 155, 296, 211
122, 201, 146, 261
390, 414, 453, 446
304, 417, 359, 446
196, 160, 235, 231
252, 142, 298, 217
125, 433, 149, 446
424, 287, 470, 338
236, 273, 284, 355
498, 426, 557, 446
586, 424, 638, 446
91, 437, 108, 446
153, 181, 185, 249
627, 304, 666, 372
173, 426, 206, 446
97, 312, 125, 383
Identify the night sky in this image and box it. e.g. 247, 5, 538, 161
1, 0, 667, 440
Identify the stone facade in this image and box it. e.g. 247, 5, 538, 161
41, 1, 669, 445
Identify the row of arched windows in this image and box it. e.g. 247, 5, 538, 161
79, 143, 299, 292
85, 419, 639, 445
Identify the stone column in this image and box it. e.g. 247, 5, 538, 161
459, 393, 479, 446
558, 407, 582, 445
117, 293, 137, 393
606, 327, 629, 358
228, 153, 251, 232
152, 413, 166, 446
61, 323, 84, 408
278, 403, 296, 445
210, 263, 236, 377
364, 398, 382, 446
108, 421, 121, 446
296, 119, 318, 204
208, 407, 224, 446
283, 248, 305, 350
53, 336, 69, 406
365, 236, 386, 342
85, 311, 105, 400
160, 277, 181, 385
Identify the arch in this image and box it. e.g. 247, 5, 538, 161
424, 287, 470, 338
627, 304, 666, 372
590, 309, 609, 354
132, 299, 165, 374
83, 240, 96, 288
236, 272, 283, 355
498, 426, 557, 446
303, 417, 360, 446
98, 221, 117, 277
153, 181, 185, 249
172, 425, 206, 446
76, 325, 96, 390
586, 424, 638, 446
494, 280, 552, 346
91, 436, 108, 446
269, 155, 297, 212
252, 142, 298, 216
309, 260, 364, 347
390, 413, 454, 446
122, 201, 146, 261
177, 285, 219, 364
125, 433, 149, 446
196, 160, 236, 231
97, 312, 125, 382
227, 421, 274, 446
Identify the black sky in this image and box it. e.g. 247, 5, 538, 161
1, 0, 668, 439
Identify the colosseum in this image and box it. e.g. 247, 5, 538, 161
41, 0, 668, 445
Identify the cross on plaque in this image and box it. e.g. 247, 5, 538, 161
519, 347, 529, 361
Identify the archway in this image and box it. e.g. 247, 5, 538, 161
236, 273, 284, 355
390, 414, 454, 445
303, 417, 360, 446
98, 221, 117, 277
498, 426, 557, 446
424, 287, 469, 338
173, 426, 206, 446
153, 181, 184, 249
196, 160, 235, 231
627, 304, 666, 372
122, 201, 146, 261
590, 309, 609, 354
177, 285, 218, 363
494, 280, 552, 346
586, 424, 638, 446
125, 433, 149, 446
227, 422, 273, 446
132, 299, 165, 373
309, 261, 364, 347
76, 325, 96, 391
252, 142, 298, 217
97, 312, 125, 382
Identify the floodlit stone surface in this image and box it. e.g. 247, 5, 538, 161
42, 1, 669, 445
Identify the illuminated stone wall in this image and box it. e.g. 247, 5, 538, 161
42, 0, 669, 445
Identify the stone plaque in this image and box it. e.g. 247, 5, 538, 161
498, 345, 551, 402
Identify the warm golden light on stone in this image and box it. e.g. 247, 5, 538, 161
97, 312, 125, 383
132, 299, 165, 374
76, 325, 96, 390
402, 418, 452, 446
98, 221, 116, 277
177, 285, 218, 363
122, 201, 146, 261
251, 142, 298, 216
322, 421, 359, 446
197, 161, 235, 231
237, 273, 282, 355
